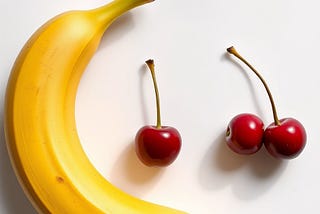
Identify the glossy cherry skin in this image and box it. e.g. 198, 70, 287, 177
263, 118, 306, 159
226, 113, 264, 155
135, 125, 182, 167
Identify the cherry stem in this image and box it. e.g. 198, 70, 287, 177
145, 59, 162, 128
227, 46, 280, 126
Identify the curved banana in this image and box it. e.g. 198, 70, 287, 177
4, 0, 186, 213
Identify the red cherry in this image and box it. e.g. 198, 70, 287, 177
226, 113, 264, 155
227, 46, 307, 159
264, 118, 306, 159
135, 126, 181, 166
135, 59, 182, 167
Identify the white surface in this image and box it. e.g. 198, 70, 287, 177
1, 0, 320, 213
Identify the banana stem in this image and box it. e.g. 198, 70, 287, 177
227, 46, 281, 126
146, 59, 162, 129
92, 0, 155, 28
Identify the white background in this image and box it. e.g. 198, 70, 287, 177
1, 0, 320, 213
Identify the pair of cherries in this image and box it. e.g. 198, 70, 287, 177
135, 47, 307, 168
226, 46, 306, 159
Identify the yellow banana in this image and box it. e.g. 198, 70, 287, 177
4, 0, 186, 213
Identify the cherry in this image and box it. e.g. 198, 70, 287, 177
135, 126, 181, 166
226, 113, 264, 155
135, 59, 182, 167
227, 46, 307, 159
264, 118, 306, 159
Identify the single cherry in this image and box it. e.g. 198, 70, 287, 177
135, 59, 182, 167
263, 118, 306, 159
227, 46, 307, 159
226, 113, 264, 155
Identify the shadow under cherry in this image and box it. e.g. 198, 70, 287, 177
110, 142, 164, 198
198, 130, 287, 201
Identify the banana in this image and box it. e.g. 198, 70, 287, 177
4, 0, 186, 213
